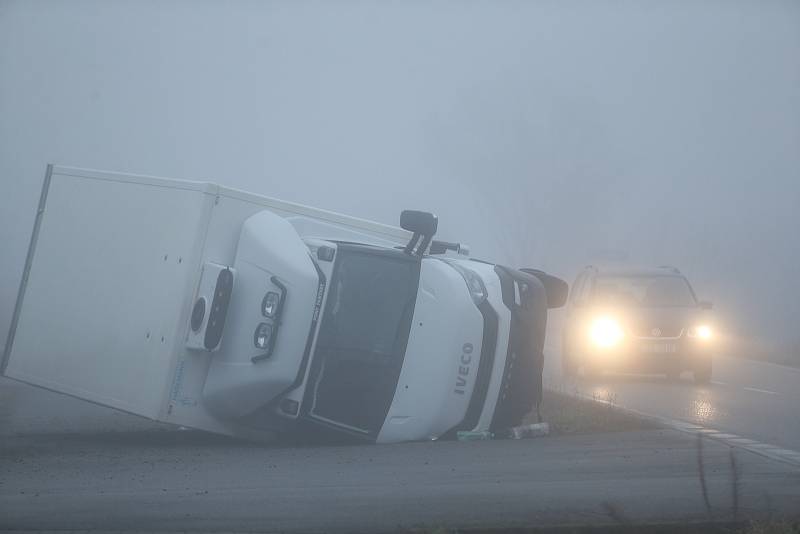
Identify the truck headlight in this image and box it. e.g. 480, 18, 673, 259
589, 317, 624, 348
254, 322, 274, 350
261, 291, 281, 318
448, 262, 488, 305
688, 325, 712, 340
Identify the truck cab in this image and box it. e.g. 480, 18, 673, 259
194, 207, 563, 442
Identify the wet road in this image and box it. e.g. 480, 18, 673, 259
2, 426, 799, 531
544, 329, 800, 453
2, 364, 800, 531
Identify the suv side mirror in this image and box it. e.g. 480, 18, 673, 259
520, 268, 569, 309
699, 300, 713, 310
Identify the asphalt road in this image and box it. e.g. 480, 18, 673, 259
2, 330, 800, 531
2, 424, 799, 532
543, 328, 800, 453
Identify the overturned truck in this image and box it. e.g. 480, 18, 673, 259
2, 165, 566, 443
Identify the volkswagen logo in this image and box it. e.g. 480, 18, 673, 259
651, 328, 662, 337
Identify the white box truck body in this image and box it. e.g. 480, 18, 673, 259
2, 165, 564, 443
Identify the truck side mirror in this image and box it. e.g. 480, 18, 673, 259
400, 210, 438, 236
520, 268, 569, 309
699, 300, 713, 310
400, 210, 438, 256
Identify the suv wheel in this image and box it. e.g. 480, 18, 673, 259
665, 366, 682, 381
562, 343, 578, 377
694, 356, 712, 384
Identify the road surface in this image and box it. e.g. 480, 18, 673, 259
2, 424, 798, 532
543, 326, 800, 454
2, 329, 800, 531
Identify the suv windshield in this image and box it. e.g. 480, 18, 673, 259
592, 275, 697, 307
309, 245, 420, 435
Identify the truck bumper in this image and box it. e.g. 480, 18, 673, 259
488, 266, 549, 432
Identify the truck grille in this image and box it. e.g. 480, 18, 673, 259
489, 266, 548, 432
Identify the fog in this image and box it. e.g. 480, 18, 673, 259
1, 0, 798, 357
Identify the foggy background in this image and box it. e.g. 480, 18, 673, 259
1, 0, 798, 360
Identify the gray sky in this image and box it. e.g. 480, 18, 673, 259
1, 0, 798, 350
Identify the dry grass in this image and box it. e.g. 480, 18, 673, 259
738, 521, 800, 534
523, 389, 658, 436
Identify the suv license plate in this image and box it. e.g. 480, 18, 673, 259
641, 343, 677, 354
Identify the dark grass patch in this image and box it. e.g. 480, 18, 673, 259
523, 389, 658, 436
739, 520, 800, 534
418, 521, 800, 533
416, 521, 767, 533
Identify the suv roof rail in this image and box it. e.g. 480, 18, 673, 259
658, 265, 681, 274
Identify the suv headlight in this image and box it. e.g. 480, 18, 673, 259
261, 291, 281, 318
688, 325, 712, 340
448, 262, 488, 305
589, 317, 624, 348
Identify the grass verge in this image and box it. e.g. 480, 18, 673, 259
419, 521, 800, 533
739, 520, 800, 534
522, 389, 658, 436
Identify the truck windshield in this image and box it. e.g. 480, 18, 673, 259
593, 275, 697, 307
309, 246, 420, 435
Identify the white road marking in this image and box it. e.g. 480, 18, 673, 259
661, 424, 800, 468
560, 387, 800, 469
743, 386, 780, 396
710, 380, 726, 386
727, 438, 759, 445
670, 421, 703, 431
752, 359, 800, 374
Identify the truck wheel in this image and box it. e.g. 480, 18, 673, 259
694, 357, 712, 384
665, 366, 681, 381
